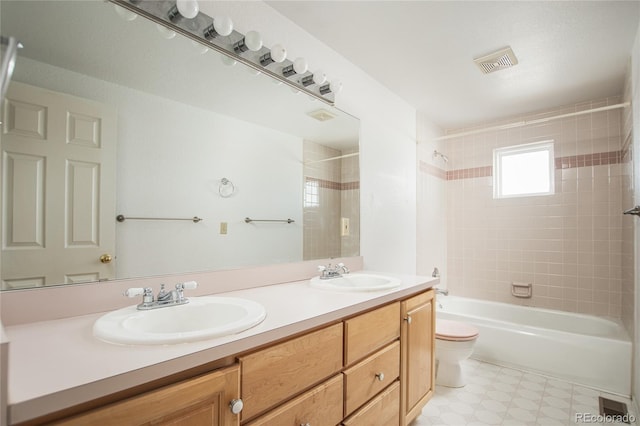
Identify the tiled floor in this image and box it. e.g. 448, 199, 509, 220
413, 359, 637, 426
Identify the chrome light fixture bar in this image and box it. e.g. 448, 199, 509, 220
109, 0, 336, 105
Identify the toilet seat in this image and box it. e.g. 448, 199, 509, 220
436, 319, 479, 342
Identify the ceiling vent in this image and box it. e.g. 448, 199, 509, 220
307, 109, 336, 122
474, 46, 518, 74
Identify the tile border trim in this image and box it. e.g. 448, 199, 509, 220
305, 176, 360, 190
420, 150, 625, 181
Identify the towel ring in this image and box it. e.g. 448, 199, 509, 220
219, 178, 235, 198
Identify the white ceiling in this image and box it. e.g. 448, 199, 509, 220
267, 1, 640, 130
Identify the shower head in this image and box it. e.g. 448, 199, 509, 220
433, 150, 449, 163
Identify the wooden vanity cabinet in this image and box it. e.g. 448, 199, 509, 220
400, 290, 435, 425
52, 364, 241, 426
41, 288, 435, 426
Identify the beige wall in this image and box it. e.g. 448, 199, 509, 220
443, 97, 626, 318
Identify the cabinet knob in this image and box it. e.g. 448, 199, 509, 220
375, 372, 385, 381
229, 398, 244, 415
404, 315, 412, 324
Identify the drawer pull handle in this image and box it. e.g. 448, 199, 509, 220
404, 315, 412, 324
229, 398, 244, 415
300, 423, 311, 426
375, 372, 385, 381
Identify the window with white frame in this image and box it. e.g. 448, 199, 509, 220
493, 141, 555, 199
304, 179, 320, 207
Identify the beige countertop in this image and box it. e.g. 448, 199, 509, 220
5, 272, 436, 424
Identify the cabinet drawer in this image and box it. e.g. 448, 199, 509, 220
245, 375, 343, 426
240, 323, 343, 421
342, 380, 400, 426
344, 302, 400, 365
343, 341, 400, 416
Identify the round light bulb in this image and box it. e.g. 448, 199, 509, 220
293, 57, 308, 74
312, 70, 326, 85
270, 44, 287, 63
213, 16, 233, 36
156, 24, 176, 39
114, 4, 137, 21
330, 80, 343, 94
245, 31, 263, 52
220, 55, 237, 67
176, 0, 199, 19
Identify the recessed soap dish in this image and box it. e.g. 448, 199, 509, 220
511, 282, 532, 298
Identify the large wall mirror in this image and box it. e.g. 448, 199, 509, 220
0, 0, 360, 290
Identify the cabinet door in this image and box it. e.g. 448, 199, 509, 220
53, 365, 241, 426
400, 290, 435, 426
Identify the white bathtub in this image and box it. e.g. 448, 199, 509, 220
437, 295, 632, 396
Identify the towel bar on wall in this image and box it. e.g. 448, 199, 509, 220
116, 215, 203, 223
244, 217, 294, 224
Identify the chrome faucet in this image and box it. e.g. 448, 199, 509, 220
318, 263, 350, 279
435, 287, 449, 296
124, 281, 198, 310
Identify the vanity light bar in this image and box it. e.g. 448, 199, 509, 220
109, 0, 336, 105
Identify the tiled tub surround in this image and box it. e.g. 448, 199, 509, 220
437, 97, 627, 318
1, 258, 437, 424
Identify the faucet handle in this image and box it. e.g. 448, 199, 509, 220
317, 265, 327, 272
182, 281, 198, 290
176, 281, 198, 291
124, 287, 145, 297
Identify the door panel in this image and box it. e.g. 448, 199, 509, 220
1, 82, 116, 289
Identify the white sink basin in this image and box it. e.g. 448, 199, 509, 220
93, 296, 266, 345
309, 273, 401, 292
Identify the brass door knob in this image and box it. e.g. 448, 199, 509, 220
100, 254, 113, 264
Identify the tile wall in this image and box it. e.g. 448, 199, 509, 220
440, 97, 627, 318
303, 141, 360, 260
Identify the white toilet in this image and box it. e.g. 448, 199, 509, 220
435, 319, 479, 388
